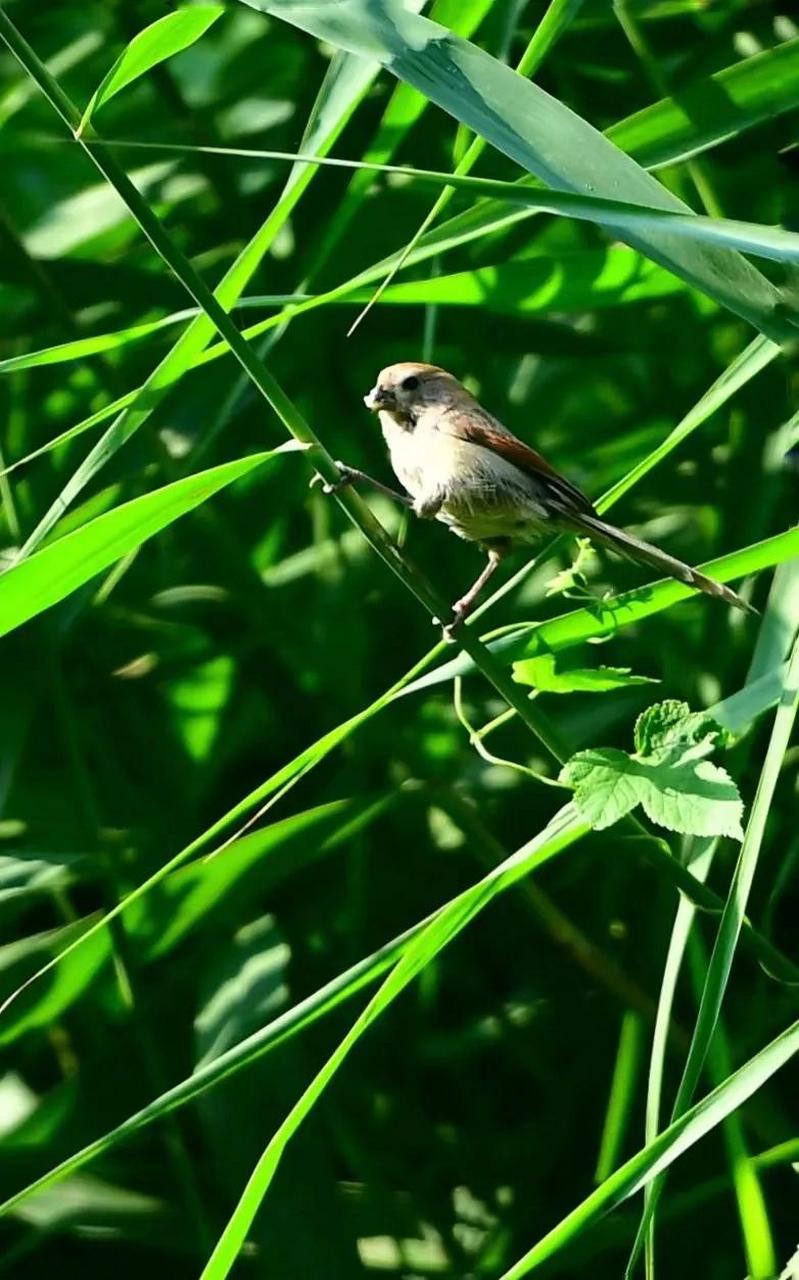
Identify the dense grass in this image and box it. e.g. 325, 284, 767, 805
0, 2, 797, 1276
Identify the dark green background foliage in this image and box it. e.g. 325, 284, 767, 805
0, 0, 797, 1276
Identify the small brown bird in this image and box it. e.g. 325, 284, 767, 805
324, 362, 752, 634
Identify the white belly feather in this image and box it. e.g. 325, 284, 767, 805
380, 411, 550, 544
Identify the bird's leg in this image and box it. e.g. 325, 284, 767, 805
313, 460, 412, 507
444, 547, 506, 640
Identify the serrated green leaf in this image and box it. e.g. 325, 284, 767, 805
638, 758, 743, 839
558, 748, 643, 828
561, 699, 744, 838
634, 699, 725, 758
512, 654, 656, 694
634, 700, 691, 755
561, 746, 744, 839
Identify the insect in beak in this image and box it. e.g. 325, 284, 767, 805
364, 385, 394, 411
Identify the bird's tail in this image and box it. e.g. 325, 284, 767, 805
574, 514, 756, 614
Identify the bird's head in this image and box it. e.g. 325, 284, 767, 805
363, 362, 464, 423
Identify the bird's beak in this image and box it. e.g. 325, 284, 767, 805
364, 384, 394, 411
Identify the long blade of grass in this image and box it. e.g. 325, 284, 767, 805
85, 143, 799, 277
495, 1017, 799, 1278
613, 36, 799, 170
402, 526, 799, 695
246, 0, 797, 342
626, 632, 799, 1274
638, 836, 716, 1278
0, 297, 312, 381
637, 557, 799, 1277
594, 1010, 645, 1184
1, 627, 793, 1218
687, 934, 777, 1279
0, 13, 379, 557
346, 0, 585, 335
196, 804, 589, 1278
0, 444, 302, 639
0, 310, 196, 372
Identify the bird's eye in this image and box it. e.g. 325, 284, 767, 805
402, 375, 420, 391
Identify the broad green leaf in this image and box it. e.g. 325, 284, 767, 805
77, 6, 226, 134
560, 699, 744, 839
561, 747, 744, 839
512, 654, 656, 694
246, 0, 796, 341
0, 444, 302, 639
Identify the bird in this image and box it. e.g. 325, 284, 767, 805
322, 361, 753, 636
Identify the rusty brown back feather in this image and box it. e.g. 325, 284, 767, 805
443, 410, 596, 517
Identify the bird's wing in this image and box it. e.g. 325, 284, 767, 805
444, 409, 596, 517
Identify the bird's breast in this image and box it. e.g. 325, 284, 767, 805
381, 413, 550, 543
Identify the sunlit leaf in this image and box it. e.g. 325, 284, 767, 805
77, 6, 225, 134
0, 444, 303, 638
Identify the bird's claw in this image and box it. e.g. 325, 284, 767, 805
441, 602, 468, 643
311, 461, 355, 496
